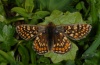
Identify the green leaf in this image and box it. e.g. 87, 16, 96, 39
76, 2, 83, 11
30, 11, 50, 24
0, 0, 6, 16
44, 42, 78, 63
38, 0, 73, 11
42, 10, 86, 25
30, 50, 36, 65
34, 11, 50, 19
0, 22, 5, 30
0, 15, 6, 22
2, 25, 14, 37
0, 50, 16, 65
0, 62, 7, 65
25, 0, 34, 13
0, 25, 16, 51
0, 34, 3, 41
18, 44, 29, 65
11, 7, 29, 17
96, 0, 100, 20
25, 41, 37, 65
37, 56, 50, 64
66, 60, 75, 65
83, 50, 100, 65
15, 0, 24, 7
90, 0, 98, 26
0, 54, 8, 63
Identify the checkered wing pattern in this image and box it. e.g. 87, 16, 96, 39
52, 27, 71, 54
33, 32, 49, 55
16, 25, 49, 55
16, 25, 38, 40
16, 23, 92, 55
64, 24, 92, 40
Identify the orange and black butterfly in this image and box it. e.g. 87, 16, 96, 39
16, 22, 92, 55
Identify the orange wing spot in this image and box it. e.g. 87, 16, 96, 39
61, 48, 65, 52
20, 27, 23, 31
36, 46, 39, 50
44, 47, 47, 51
41, 48, 44, 51
56, 47, 59, 51
34, 44, 39, 51
39, 48, 42, 51
27, 36, 31, 39
34, 43, 38, 47
58, 48, 61, 51
53, 48, 57, 51
65, 43, 70, 49
74, 35, 78, 38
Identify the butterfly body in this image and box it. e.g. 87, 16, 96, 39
16, 22, 92, 55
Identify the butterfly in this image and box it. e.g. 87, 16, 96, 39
16, 22, 92, 55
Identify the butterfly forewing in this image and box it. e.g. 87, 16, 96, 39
64, 24, 92, 40
33, 32, 49, 55
52, 30, 71, 54
16, 25, 38, 40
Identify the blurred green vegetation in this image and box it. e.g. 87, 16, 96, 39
0, 0, 100, 65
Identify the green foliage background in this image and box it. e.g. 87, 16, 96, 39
0, 0, 100, 65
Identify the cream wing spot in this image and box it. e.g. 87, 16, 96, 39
32, 27, 35, 30
39, 33, 42, 35
75, 33, 78, 36
72, 31, 75, 33
27, 26, 30, 30
74, 25, 78, 30
68, 26, 71, 30
30, 34, 34, 37
69, 34, 74, 37
60, 33, 63, 36
63, 37, 67, 40
57, 43, 59, 46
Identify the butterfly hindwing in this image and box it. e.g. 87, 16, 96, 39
64, 24, 92, 40
52, 27, 71, 54
33, 32, 49, 55
16, 25, 38, 40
